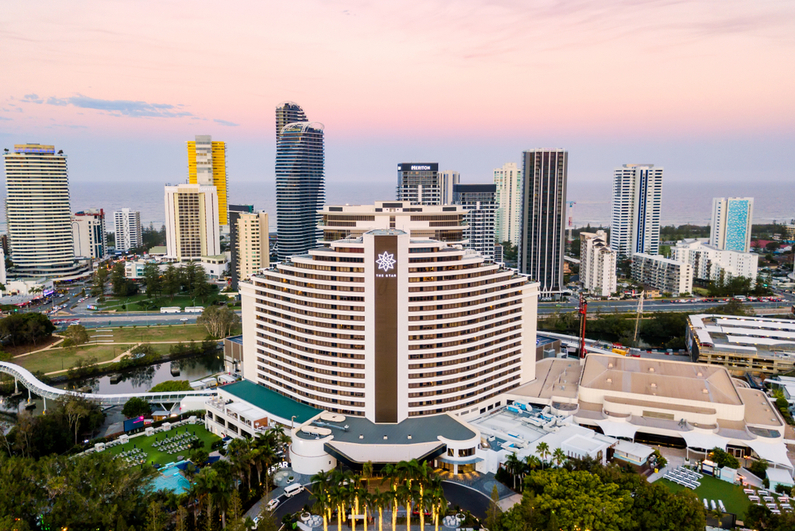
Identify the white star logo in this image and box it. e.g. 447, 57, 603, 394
376, 251, 396, 272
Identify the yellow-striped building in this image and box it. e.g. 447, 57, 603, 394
188, 135, 228, 226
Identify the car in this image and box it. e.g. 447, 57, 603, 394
179, 317, 189, 322
266, 497, 280, 511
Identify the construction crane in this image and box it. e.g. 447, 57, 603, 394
578, 293, 588, 358
566, 201, 577, 243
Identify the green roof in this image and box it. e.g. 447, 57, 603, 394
222, 380, 321, 424
149, 246, 167, 255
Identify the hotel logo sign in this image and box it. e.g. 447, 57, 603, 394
376, 251, 396, 277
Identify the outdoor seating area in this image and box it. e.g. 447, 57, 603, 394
152, 432, 200, 456
744, 488, 793, 514
663, 466, 703, 489
116, 447, 147, 469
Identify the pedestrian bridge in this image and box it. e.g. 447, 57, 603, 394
0, 361, 218, 407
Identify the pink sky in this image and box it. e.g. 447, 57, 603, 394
2, 0, 795, 184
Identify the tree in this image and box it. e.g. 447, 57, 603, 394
163, 264, 181, 301
198, 305, 240, 338
110, 262, 128, 296
63, 395, 92, 445
192, 266, 213, 303
149, 380, 192, 392
708, 447, 740, 469
122, 397, 152, 419
749, 459, 769, 479
535, 442, 550, 468
485, 485, 501, 531
552, 448, 567, 468
63, 324, 89, 346
143, 262, 162, 298
504, 452, 523, 490
91, 266, 110, 297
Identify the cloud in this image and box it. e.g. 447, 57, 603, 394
44, 94, 193, 118
0, 116, 12, 121
214, 119, 239, 127
23, 94, 43, 104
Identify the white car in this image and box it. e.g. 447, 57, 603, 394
266, 497, 280, 511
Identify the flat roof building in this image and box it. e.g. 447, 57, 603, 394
164, 184, 221, 261
397, 163, 441, 206
632, 253, 693, 296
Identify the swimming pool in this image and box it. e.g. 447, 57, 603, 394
151, 463, 190, 494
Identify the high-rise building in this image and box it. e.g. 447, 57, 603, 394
453, 184, 497, 260
610, 164, 663, 258
710, 197, 753, 253
439, 170, 460, 205
113, 208, 142, 252
632, 253, 693, 296
188, 135, 228, 227
318, 201, 468, 244
72, 209, 107, 260
275, 103, 325, 262
494, 162, 523, 247
164, 184, 221, 261
519, 149, 568, 296
580, 230, 617, 297
275, 101, 307, 140
3, 144, 87, 278
239, 229, 538, 423
235, 211, 269, 285
397, 163, 441, 205
228, 204, 255, 290
671, 239, 758, 285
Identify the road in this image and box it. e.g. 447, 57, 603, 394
537, 297, 792, 315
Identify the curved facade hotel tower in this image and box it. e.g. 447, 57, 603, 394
275, 102, 325, 261
240, 226, 538, 423
3, 144, 87, 278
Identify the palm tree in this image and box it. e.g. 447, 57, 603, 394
535, 442, 550, 469
312, 472, 332, 531
504, 453, 523, 490
329, 483, 346, 531
359, 488, 371, 531
428, 479, 447, 531
552, 448, 567, 468
397, 482, 419, 531
227, 438, 253, 491
371, 489, 386, 531
193, 467, 218, 525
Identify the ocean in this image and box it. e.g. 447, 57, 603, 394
1, 179, 793, 232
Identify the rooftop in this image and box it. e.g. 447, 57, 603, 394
689, 314, 795, 356
296, 413, 477, 445
221, 381, 321, 424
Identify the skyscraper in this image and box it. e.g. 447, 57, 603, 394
188, 135, 228, 227
275, 103, 325, 261
235, 211, 269, 285
275, 101, 307, 140
494, 162, 523, 246
113, 208, 142, 252
3, 144, 86, 278
610, 164, 663, 258
164, 184, 221, 261
439, 170, 460, 205
519, 149, 568, 296
710, 197, 753, 253
229, 204, 254, 290
72, 209, 107, 260
453, 183, 497, 260
396, 163, 440, 205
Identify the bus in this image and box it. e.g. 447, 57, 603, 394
160, 307, 181, 314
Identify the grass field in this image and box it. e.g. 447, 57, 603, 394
659, 475, 751, 520
106, 423, 221, 467
16, 344, 123, 374
100, 293, 223, 312
89, 324, 209, 343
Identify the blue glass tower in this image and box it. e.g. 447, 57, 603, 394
275, 104, 325, 261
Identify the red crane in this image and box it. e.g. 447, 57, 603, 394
578, 293, 588, 358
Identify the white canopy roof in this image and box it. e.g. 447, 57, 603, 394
595, 419, 638, 440
745, 439, 793, 470
680, 431, 729, 451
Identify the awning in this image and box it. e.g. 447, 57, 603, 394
438, 456, 484, 465
595, 419, 637, 440
745, 440, 793, 470
680, 431, 729, 451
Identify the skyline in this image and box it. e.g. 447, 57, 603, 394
2, 1, 794, 185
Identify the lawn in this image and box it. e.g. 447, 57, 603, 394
100, 293, 223, 312
16, 344, 123, 374
90, 324, 210, 343
106, 423, 221, 467
658, 475, 751, 520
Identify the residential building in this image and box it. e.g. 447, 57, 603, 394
438, 170, 460, 205
275, 114, 324, 261
494, 162, 523, 247
453, 183, 497, 260
275, 101, 307, 139
239, 228, 539, 423
113, 208, 142, 252
228, 204, 255, 290
631, 253, 693, 296
164, 184, 221, 261
580, 230, 617, 297
3, 144, 88, 278
71, 209, 107, 260
687, 314, 795, 374
188, 135, 228, 227
671, 239, 758, 285
317, 201, 468, 244
519, 149, 568, 296
235, 211, 269, 284
396, 163, 441, 205
610, 164, 663, 258
710, 197, 754, 253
